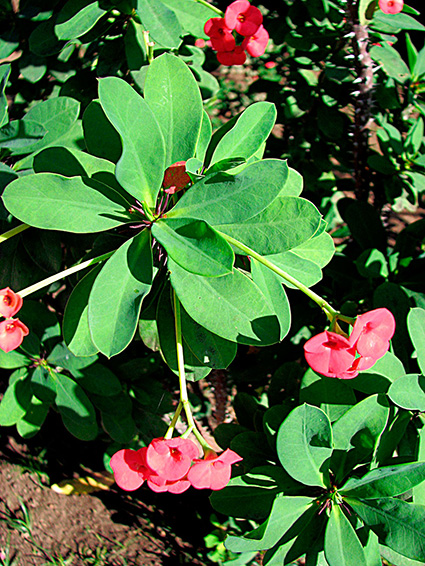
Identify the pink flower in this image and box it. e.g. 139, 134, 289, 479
147, 474, 191, 494
379, 0, 403, 14
146, 437, 199, 481
348, 308, 395, 360
0, 318, 29, 353
110, 447, 156, 491
188, 449, 243, 490
265, 61, 277, 69
162, 161, 191, 195
194, 38, 206, 48
0, 287, 23, 318
204, 18, 235, 52
225, 0, 263, 37
304, 330, 358, 379
217, 45, 247, 66
242, 25, 269, 57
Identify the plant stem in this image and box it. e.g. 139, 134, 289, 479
218, 231, 338, 321
165, 401, 183, 439
0, 223, 30, 244
18, 250, 115, 299
173, 290, 213, 452
194, 0, 223, 16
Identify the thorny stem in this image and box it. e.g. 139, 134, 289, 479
0, 223, 30, 243
17, 250, 115, 299
218, 231, 355, 326
173, 290, 214, 452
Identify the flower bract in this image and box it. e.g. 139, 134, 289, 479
188, 449, 243, 490
225, 0, 263, 37
0, 287, 23, 318
146, 437, 199, 481
242, 25, 269, 57
379, 0, 403, 14
217, 46, 247, 66
0, 318, 29, 353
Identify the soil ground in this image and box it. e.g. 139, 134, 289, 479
0, 425, 220, 566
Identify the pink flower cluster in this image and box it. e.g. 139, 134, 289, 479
304, 308, 395, 379
110, 437, 242, 493
0, 287, 29, 353
379, 0, 403, 14
204, 0, 269, 66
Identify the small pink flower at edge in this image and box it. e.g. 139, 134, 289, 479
349, 308, 395, 360
188, 449, 243, 490
242, 25, 269, 57
147, 475, 191, 494
379, 0, 403, 14
0, 318, 29, 353
110, 447, 156, 491
162, 161, 191, 195
304, 330, 359, 379
225, 0, 263, 37
217, 46, 247, 66
0, 287, 23, 318
146, 437, 199, 482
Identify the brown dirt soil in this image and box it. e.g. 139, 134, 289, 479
0, 440, 215, 566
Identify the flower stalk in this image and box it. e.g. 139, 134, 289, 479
0, 223, 30, 244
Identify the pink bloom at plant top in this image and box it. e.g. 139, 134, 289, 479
204, 18, 235, 53
379, 0, 403, 14
217, 46, 247, 66
146, 437, 199, 481
303, 308, 396, 379
304, 331, 358, 380
187, 449, 243, 490
0, 287, 23, 318
162, 161, 191, 195
242, 25, 269, 57
0, 318, 29, 353
225, 0, 263, 36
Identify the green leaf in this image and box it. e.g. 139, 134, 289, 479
0, 348, 30, 369
324, 504, 367, 566
152, 217, 234, 277
71, 363, 122, 397
31, 365, 57, 403
136, 0, 182, 48
181, 306, 237, 369
196, 110, 212, 162
340, 462, 425, 499
55, 373, 98, 441
371, 11, 425, 33
161, 0, 217, 38
63, 265, 102, 357
210, 102, 276, 166
16, 396, 50, 438
0, 64, 11, 128
169, 258, 283, 346
370, 44, 411, 83
225, 495, 314, 553
210, 466, 299, 522
331, 394, 389, 483
351, 351, 405, 394
82, 100, 122, 163
251, 258, 291, 342
356, 248, 389, 279
338, 198, 387, 252
10, 97, 80, 157
0, 120, 46, 149
168, 159, 289, 226
144, 53, 203, 167
276, 404, 333, 487
347, 498, 425, 562
300, 369, 357, 422
98, 77, 165, 207
414, 45, 425, 79
88, 230, 153, 357
215, 196, 322, 256
2, 173, 131, 233
407, 308, 425, 374
380, 546, 425, 566
0, 369, 32, 426
55, 0, 108, 40
388, 374, 425, 412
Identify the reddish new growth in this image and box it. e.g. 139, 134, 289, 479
162, 161, 191, 195
379, 0, 403, 14
110, 437, 242, 493
304, 308, 395, 379
0, 287, 28, 353
203, 1, 269, 67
